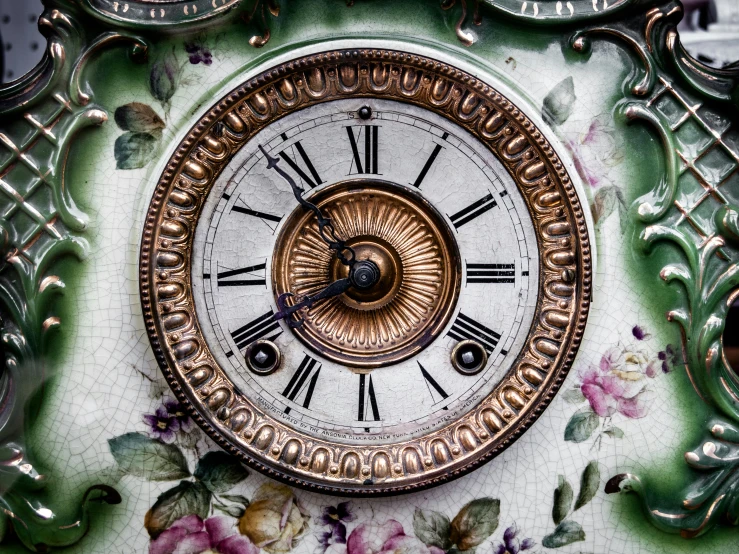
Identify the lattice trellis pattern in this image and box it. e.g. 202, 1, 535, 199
648, 76, 739, 259
0, 92, 74, 267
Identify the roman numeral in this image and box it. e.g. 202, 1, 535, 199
418, 362, 449, 403
448, 193, 497, 230
447, 312, 500, 354
412, 133, 447, 188
466, 263, 515, 284
231, 198, 283, 232
231, 311, 282, 351
281, 354, 321, 414
217, 262, 266, 287
278, 134, 323, 189
346, 126, 379, 175
357, 374, 380, 422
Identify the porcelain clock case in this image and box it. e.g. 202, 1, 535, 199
140, 49, 592, 494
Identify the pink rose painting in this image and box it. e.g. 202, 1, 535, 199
580, 362, 649, 419
149, 515, 257, 554
561, 326, 678, 447
317, 499, 501, 554
323, 520, 443, 554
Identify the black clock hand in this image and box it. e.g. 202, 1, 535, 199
259, 145, 355, 266
274, 278, 352, 328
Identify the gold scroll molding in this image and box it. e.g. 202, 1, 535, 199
139, 49, 592, 495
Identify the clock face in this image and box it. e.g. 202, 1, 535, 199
191, 98, 539, 445
141, 49, 591, 494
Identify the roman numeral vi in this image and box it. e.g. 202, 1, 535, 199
358, 374, 380, 422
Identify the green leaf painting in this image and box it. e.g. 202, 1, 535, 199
564, 406, 600, 443
561, 388, 586, 404
450, 498, 500, 551
574, 462, 601, 511
604, 426, 625, 439
108, 433, 190, 481
542, 520, 586, 548
591, 185, 627, 228
542, 76, 575, 126
413, 508, 453, 551
114, 132, 160, 170
552, 475, 573, 525
114, 102, 165, 133
144, 480, 211, 538
193, 451, 249, 494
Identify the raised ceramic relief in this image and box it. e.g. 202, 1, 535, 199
0, 0, 737, 552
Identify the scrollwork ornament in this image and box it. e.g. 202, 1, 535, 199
0, 1, 149, 550
570, 0, 739, 538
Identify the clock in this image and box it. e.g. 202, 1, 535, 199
140, 49, 591, 494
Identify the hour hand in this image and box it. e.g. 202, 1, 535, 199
259, 144, 356, 267
274, 278, 352, 328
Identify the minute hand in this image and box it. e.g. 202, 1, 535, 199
259, 145, 355, 266
274, 278, 351, 327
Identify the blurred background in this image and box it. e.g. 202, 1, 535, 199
0, 0, 737, 368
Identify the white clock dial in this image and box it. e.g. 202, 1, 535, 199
192, 98, 539, 445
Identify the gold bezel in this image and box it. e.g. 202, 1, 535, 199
140, 49, 592, 495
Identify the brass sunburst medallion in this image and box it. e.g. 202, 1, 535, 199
273, 180, 461, 367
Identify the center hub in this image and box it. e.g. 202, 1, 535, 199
333, 238, 403, 309
349, 259, 381, 290
272, 180, 461, 368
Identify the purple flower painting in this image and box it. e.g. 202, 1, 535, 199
320, 502, 355, 527
565, 117, 625, 190
185, 42, 213, 65
165, 399, 194, 432
319, 525, 347, 550
143, 405, 180, 443
494, 524, 535, 554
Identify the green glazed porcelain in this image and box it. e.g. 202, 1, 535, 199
0, 1, 737, 552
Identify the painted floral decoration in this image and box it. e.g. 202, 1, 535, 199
143, 404, 181, 444
493, 524, 535, 554
166, 399, 194, 432
561, 326, 678, 446
541, 78, 629, 231
565, 116, 625, 190
579, 351, 649, 420
315, 498, 501, 554
318, 525, 347, 551
114, 38, 217, 170
319, 502, 356, 527
185, 42, 213, 65
541, 462, 600, 548
149, 515, 256, 554
238, 484, 310, 553
325, 520, 443, 554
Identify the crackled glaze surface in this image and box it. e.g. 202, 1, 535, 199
0, 0, 738, 552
